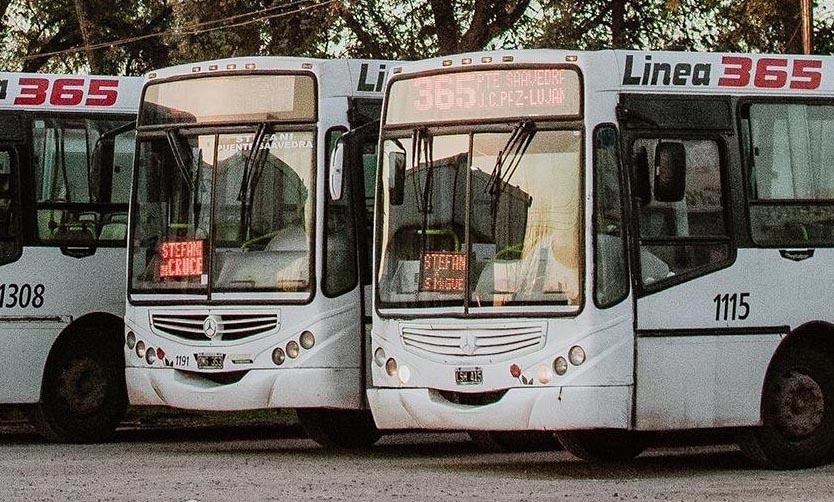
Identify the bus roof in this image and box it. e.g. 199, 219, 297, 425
144, 57, 400, 99
0, 73, 142, 113
388, 49, 834, 97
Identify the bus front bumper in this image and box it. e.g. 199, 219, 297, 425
367, 385, 632, 431
126, 367, 362, 410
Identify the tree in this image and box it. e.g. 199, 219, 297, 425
336, 0, 535, 59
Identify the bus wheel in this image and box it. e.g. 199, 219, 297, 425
555, 430, 646, 462
296, 408, 381, 449
468, 431, 561, 452
30, 332, 127, 443
739, 347, 834, 469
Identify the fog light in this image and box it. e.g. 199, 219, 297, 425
286, 341, 300, 359
569, 345, 586, 366
374, 347, 386, 367
145, 347, 157, 364
553, 356, 568, 376
536, 364, 553, 384
126, 331, 136, 350
385, 358, 398, 377
272, 347, 285, 366
135, 341, 146, 359
398, 365, 411, 384
300, 331, 315, 350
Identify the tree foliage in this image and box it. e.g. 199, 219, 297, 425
0, 0, 830, 75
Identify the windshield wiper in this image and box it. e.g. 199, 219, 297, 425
410, 127, 435, 253
165, 128, 195, 192
485, 120, 536, 197
238, 123, 271, 239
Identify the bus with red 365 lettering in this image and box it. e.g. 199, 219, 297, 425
0, 72, 141, 441
369, 49, 834, 468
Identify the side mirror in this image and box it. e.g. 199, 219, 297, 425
329, 140, 345, 201
632, 146, 651, 206
389, 151, 405, 206
654, 142, 686, 203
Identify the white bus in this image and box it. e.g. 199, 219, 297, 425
369, 49, 834, 468
0, 73, 141, 441
125, 57, 393, 447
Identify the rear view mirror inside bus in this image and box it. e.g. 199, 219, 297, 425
329, 140, 345, 201
654, 142, 686, 203
389, 151, 405, 205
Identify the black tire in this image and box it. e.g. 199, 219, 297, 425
739, 346, 834, 469
29, 329, 127, 443
296, 408, 381, 449
468, 431, 561, 452
556, 429, 647, 462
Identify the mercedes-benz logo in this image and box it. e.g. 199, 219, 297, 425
203, 315, 220, 339
459, 333, 477, 356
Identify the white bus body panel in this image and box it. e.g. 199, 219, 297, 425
0, 246, 124, 402
634, 248, 834, 430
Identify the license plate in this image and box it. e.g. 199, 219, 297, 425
195, 353, 225, 370
455, 367, 483, 385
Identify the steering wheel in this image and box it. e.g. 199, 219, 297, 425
495, 243, 524, 261
241, 229, 282, 250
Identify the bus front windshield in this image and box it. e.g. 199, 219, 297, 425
377, 128, 582, 311
130, 128, 314, 294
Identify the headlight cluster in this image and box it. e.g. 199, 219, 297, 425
126, 331, 165, 366
373, 347, 410, 384
271, 331, 316, 366
508, 345, 588, 383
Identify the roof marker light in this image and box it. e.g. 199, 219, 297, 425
461, 57, 472, 65
566, 55, 578, 62
502, 55, 514, 62
209, 64, 218, 71
244, 63, 256, 70
191, 66, 201, 73
301, 63, 313, 69
442, 59, 453, 67
481, 56, 493, 63
147, 72, 157, 79
226, 64, 237, 70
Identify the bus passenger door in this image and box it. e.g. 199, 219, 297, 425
621, 94, 779, 431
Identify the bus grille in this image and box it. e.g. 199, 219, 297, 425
400, 323, 545, 359
150, 312, 279, 341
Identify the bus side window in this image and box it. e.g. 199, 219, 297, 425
632, 137, 731, 288
0, 149, 21, 265
745, 102, 834, 246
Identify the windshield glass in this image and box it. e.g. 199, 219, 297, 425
130, 128, 314, 294
377, 129, 582, 310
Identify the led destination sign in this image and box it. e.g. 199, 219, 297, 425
159, 239, 205, 278
419, 251, 466, 293
386, 67, 581, 125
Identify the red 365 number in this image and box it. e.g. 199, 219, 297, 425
718, 56, 822, 90
12, 77, 119, 106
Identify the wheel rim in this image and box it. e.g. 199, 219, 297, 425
56, 357, 108, 415
772, 369, 825, 439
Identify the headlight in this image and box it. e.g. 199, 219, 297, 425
374, 347, 386, 367
385, 358, 398, 377
126, 331, 136, 350
568, 345, 586, 366
286, 341, 300, 359
135, 341, 146, 359
300, 331, 315, 350
553, 356, 568, 376
145, 347, 157, 365
272, 347, 285, 366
